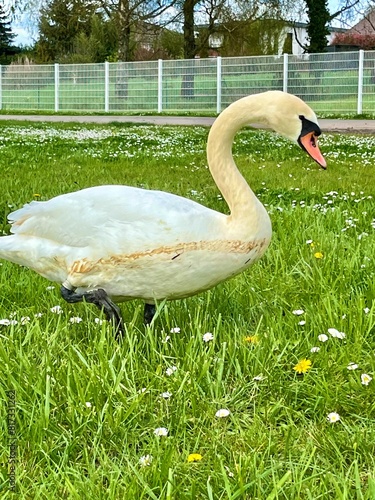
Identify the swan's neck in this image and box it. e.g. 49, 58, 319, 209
207, 94, 270, 229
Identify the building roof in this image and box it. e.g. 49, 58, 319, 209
347, 9, 375, 35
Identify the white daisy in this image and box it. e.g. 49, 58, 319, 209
215, 408, 231, 418
318, 334, 329, 342
203, 332, 214, 342
154, 427, 168, 437
292, 309, 304, 316
69, 316, 83, 324
361, 373, 372, 386
139, 454, 153, 466
165, 366, 178, 376
347, 362, 358, 371
328, 328, 346, 339
327, 412, 341, 423
50, 305, 63, 314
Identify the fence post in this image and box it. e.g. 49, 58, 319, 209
0, 66, 2, 110
283, 53, 288, 93
158, 59, 163, 113
54, 63, 59, 112
357, 49, 364, 115
216, 56, 222, 114
104, 61, 109, 112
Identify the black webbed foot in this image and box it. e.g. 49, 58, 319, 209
144, 303, 156, 325
61, 285, 124, 340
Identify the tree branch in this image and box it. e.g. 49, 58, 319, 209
329, 0, 361, 21
292, 23, 307, 52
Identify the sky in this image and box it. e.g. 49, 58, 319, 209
4, 0, 37, 47
12, 24, 33, 47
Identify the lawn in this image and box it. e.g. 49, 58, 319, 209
0, 122, 374, 498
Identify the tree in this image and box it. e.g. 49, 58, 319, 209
305, 0, 330, 52
331, 31, 375, 48
96, 0, 177, 62
211, 18, 287, 56
182, 0, 197, 59
178, 0, 227, 59
292, 0, 362, 53
176, 0, 232, 97
36, 0, 99, 61
61, 15, 117, 63
214, 0, 290, 56
176, 0, 292, 97
159, 29, 184, 58
12, 0, 181, 62
0, 3, 16, 61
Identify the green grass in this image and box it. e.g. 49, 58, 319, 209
0, 122, 375, 498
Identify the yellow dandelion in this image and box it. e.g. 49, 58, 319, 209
293, 359, 312, 374
187, 453, 203, 463
33, 193, 41, 198
244, 335, 259, 344
314, 252, 324, 259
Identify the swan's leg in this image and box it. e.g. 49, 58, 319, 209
144, 303, 156, 325
60, 285, 124, 340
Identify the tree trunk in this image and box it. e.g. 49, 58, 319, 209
116, 0, 132, 98
118, 0, 132, 62
183, 0, 196, 59
181, 0, 196, 98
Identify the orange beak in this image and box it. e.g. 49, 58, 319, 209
299, 132, 326, 169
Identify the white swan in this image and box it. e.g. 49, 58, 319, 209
0, 91, 326, 337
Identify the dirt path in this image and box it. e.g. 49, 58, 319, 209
0, 114, 374, 133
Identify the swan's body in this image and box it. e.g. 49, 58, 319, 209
2, 185, 269, 301
0, 91, 326, 334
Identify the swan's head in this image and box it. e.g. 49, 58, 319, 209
296, 114, 326, 169
265, 91, 326, 169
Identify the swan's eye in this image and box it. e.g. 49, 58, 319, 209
299, 116, 321, 138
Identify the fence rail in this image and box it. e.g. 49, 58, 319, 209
1, 50, 375, 115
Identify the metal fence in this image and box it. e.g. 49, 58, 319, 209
1, 50, 375, 115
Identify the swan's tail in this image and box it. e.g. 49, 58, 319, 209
0, 235, 69, 283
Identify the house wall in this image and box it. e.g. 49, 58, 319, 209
279, 25, 347, 56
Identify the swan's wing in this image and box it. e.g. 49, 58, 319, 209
8, 185, 222, 252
